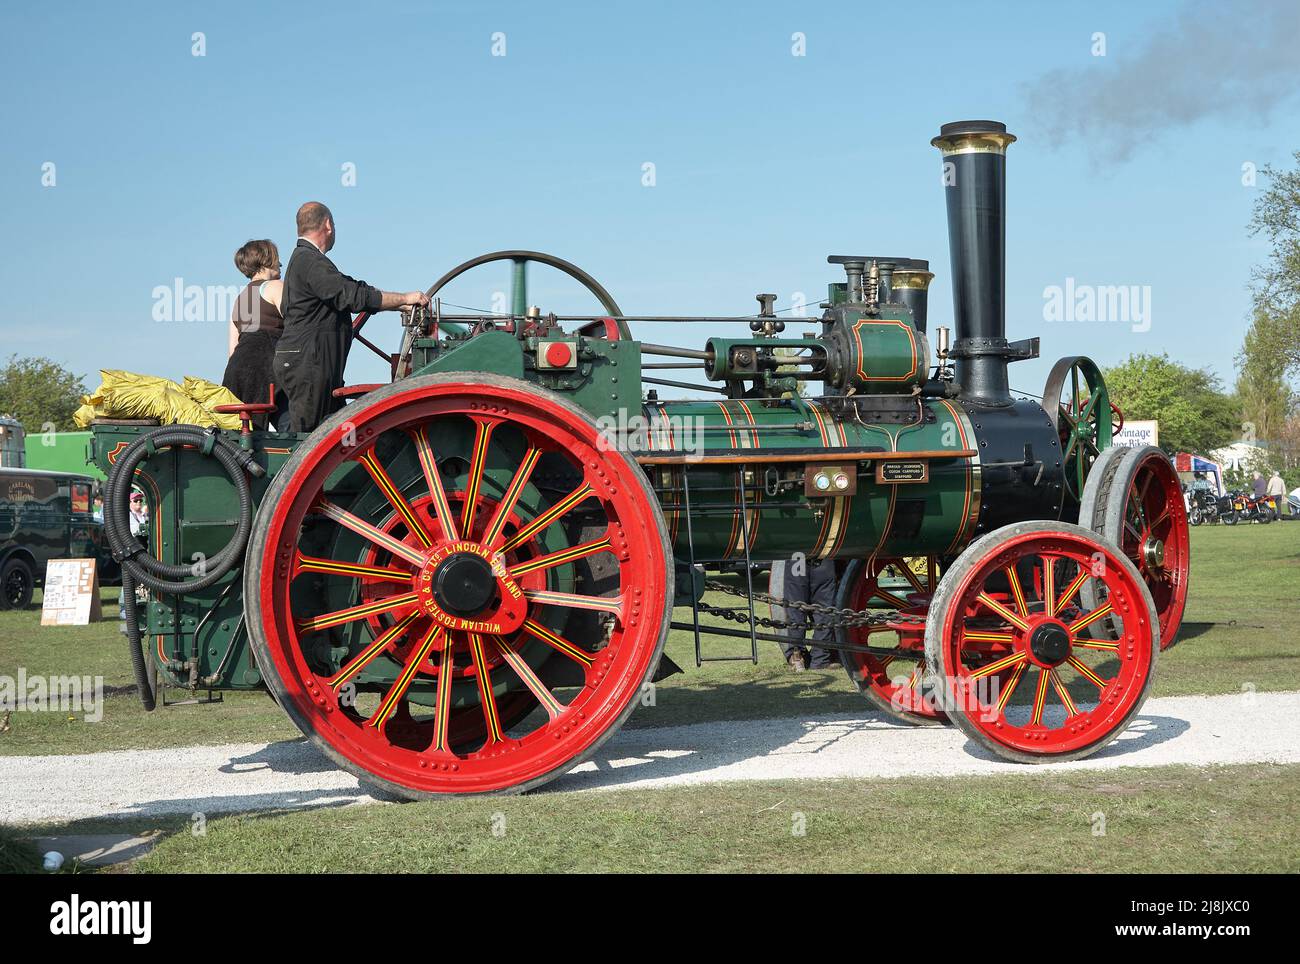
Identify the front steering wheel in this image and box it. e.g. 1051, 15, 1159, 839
352, 250, 628, 379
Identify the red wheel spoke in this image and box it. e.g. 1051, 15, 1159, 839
1053, 568, 1090, 614
1029, 668, 1051, 725
492, 634, 563, 720
976, 592, 1030, 631
467, 632, 504, 745
962, 629, 1016, 644
316, 499, 426, 566
508, 534, 613, 578
994, 659, 1028, 714
1067, 654, 1108, 689
298, 591, 421, 633
521, 618, 595, 667
524, 589, 623, 616
431, 633, 456, 753
1068, 602, 1113, 634
368, 624, 442, 731
895, 564, 928, 596
296, 554, 413, 584
499, 483, 595, 554
968, 650, 1027, 680
410, 427, 459, 542
357, 449, 434, 548
326, 611, 422, 691
1048, 669, 1079, 717
1042, 559, 1057, 616
1072, 637, 1119, 651
460, 417, 498, 536
872, 585, 912, 609
482, 447, 542, 547
1005, 564, 1029, 616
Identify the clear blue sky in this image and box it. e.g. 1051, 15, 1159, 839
2, 0, 1296, 395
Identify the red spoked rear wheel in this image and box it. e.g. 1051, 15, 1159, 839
924, 521, 1158, 763
836, 557, 946, 725
1080, 446, 1189, 649
245, 373, 672, 797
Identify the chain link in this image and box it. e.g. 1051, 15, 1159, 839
699, 577, 926, 632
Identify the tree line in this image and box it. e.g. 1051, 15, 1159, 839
1103, 150, 1300, 488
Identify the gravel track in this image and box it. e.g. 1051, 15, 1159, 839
2, 690, 1297, 825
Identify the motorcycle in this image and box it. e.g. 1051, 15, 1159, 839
1187, 487, 1224, 526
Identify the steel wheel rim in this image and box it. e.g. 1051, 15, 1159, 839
1118, 453, 1189, 647
1045, 357, 1112, 505
251, 378, 669, 794
935, 529, 1154, 756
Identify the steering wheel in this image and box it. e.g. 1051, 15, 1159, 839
351, 250, 628, 379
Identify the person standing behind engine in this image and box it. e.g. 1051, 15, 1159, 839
221, 239, 285, 430
275, 202, 430, 433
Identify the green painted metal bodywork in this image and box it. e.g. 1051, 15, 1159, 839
88, 309, 976, 692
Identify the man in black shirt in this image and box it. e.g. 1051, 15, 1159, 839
275, 201, 430, 432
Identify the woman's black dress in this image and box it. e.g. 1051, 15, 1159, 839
221, 281, 287, 430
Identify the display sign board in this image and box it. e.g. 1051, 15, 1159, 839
1116, 419, 1159, 448
40, 559, 101, 626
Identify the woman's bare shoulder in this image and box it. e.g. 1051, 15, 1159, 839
260, 279, 284, 310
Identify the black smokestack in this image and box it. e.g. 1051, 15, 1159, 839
932, 120, 1016, 406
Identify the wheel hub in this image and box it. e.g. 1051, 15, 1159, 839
1028, 621, 1071, 666
415, 541, 526, 634
433, 552, 496, 616
1142, 537, 1165, 571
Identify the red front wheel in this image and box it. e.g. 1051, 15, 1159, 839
244, 373, 672, 797
924, 521, 1158, 763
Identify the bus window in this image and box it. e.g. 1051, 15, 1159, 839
71, 482, 91, 514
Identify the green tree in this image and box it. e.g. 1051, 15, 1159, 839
0, 356, 88, 433
1103, 353, 1239, 455
1248, 152, 1300, 374
1235, 308, 1297, 443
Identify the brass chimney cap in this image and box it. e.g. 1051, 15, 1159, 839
890, 268, 935, 290
931, 119, 1016, 156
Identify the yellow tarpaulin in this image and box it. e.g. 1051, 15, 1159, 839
75, 370, 243, 430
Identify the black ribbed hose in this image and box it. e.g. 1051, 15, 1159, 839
103, 425, 265, 709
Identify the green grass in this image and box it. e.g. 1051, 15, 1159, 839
0, 824, 43, 874
1, 523, 1296, 756
117, 762, 1299, 873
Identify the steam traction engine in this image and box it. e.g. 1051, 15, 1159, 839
92, 121, 1189, 796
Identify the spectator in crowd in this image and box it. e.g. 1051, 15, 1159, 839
1252, 471, 1267, 502
1266, 470, 1287, 518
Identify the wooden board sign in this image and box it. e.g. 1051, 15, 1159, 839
40, 559, 102, 626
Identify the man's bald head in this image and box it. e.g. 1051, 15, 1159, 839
296, 201, 333, 235
296, 201, 335, 252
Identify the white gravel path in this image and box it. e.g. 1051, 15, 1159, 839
2, 690, 1297, 825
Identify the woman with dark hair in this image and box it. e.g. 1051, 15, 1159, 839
221, 239, 286, 429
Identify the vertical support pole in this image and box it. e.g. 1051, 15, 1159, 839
681, 465, 704, 668
735, 464, 758, 664
510, 258, 528, 318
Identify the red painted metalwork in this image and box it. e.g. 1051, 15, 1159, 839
246, 376, 670, 795
928, 525, 1156, 760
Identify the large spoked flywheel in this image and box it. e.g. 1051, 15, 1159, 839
244, 373, 672, 797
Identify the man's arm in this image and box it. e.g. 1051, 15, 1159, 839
377, 290, 431, 310
305, 256, 428, 313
